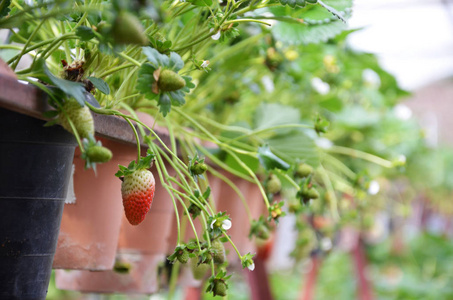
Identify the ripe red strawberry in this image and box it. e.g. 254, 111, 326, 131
121, 169, 155, 225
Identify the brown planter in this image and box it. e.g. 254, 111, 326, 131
52, 138, 136, 270
55, 162, 176, 294
215, 172, 266, 265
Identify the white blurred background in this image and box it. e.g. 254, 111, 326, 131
348, 0, 453, 91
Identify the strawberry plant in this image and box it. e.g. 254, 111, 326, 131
1, 0, 439, 298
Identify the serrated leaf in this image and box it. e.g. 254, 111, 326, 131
203, 187, 211, 200
142, 47, 160, 67
257, 145, 290, 171
136, 63, 157, 98
158, 93, 171, 117
169, 90, 186, 106
266, 131, 319, 167
142, 46, 169, 67
272, 20, 346, 45
0, 0, 11, 18
254, 103, 300, 135
38, 59, 86, 105
187, 0, 212, 6
169, 52, 184, 71
75, 26, 95, 41
87, 76, 110, 95
183, 76, 195, 89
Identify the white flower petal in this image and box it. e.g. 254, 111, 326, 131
315, 137, 333, 149
201, 60, 209, 68
261, 75, 274, 93
394, 104, 412, 121
320, 237, 332, 251
211, 30, 221, 40
222, 219, 232, 230
368, 180, 380, 195
311, 77, 330, 95
210, 220, 216, 229
247, 262, 255, 271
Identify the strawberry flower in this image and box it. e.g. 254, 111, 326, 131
136, 47, 195, 116
208, 212, 231, 239
241, 253, 256, 271
210, 219, 232, 230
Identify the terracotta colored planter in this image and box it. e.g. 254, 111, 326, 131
52, 138, 137, 270
56, 163, 176, 294
216, 173, 266, 265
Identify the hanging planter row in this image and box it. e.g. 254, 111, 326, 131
0, 73, 270, 297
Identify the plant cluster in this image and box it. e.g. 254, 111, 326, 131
1, 0, 437, 297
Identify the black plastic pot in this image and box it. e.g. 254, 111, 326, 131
0, 108, 76, 300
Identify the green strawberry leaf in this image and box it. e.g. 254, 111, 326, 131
137, 149, 155, 170
257, 145, 290, 171
254, 103, 300, 136
266, 130, 319, 167
158, 93, 172, 117
270, 0, 352, 45
272, 19, 346, 45
143, 46, 169, 67
87, 76, 110, 95
0, 0, 11, 18
169, 52, 184, 71
203, 187, 211, 200
75, 26, 95, 41
183, 76, 196, 89
136, 63, 158, 99
187, 0, 213, 7
39, 59, 86, 106
169, 90, 186, 106
142, 47, 160, 67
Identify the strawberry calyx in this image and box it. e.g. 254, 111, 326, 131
115, 148, 155, 178
81, 135, 113, 170
206, 271, 232, 297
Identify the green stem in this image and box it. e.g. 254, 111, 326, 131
97, 63, 136, 78
226, 123, 313, 144
222, 230, 242, 259
11, 18, 46, 70
224, 19, 271, 26
318, 164, 340, 222
123, 117, 141, 163
117, 51, 141, 67
208, 168, 253, 221
327, 146, 393, 168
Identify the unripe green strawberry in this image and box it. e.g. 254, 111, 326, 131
158, 69, 186, 92
296, 163, 313, 178
190, 161, 208, 175
256, 223, 270, 240
121, 169, 155, 225
112, 11, 148, 46
190, 258, 210, 280
211, 239, 226, 264
86, 145, 112, 163
176, 248, 189, 264
266, 174, 281, 194
59, 100, 94, 139
306, 188, 319, 200
213, 280, 227, 297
